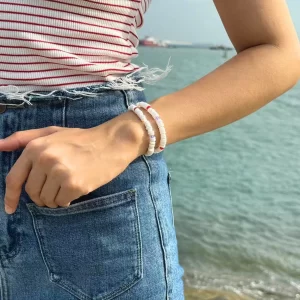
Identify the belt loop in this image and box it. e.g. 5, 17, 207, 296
122, 90, 131, 109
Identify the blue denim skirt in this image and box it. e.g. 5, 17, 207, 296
0, 84, 185, 300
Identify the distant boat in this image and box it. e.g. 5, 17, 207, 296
210, 45, 233, 51
140, 36, 160, 47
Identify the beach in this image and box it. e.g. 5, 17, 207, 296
185, 288, 253, 300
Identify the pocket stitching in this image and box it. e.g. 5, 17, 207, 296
27, 189, 143, 300
26, 189, 136, 215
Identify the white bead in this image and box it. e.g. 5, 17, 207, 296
128, 103, 156, 156
135, 101, 167, 154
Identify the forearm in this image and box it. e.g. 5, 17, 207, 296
97, 44, 299, 160
151, 44, 300, 146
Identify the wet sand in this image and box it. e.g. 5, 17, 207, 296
184, 288, 254, 300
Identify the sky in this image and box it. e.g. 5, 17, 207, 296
138, 0, 300, 46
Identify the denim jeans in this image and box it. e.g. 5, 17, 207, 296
0, 84, 185, 300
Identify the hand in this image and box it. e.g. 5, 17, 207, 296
1, 119, 141, 214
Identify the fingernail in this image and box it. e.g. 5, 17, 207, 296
5, 204, 14, 214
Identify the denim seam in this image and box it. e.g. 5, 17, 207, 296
0, 260, 8, 300
142, 156, 169, 300
167, 172, 175, 228
133, 188, 143, 281
9, 150, 22, 259
121, 89, 130, 108
123, 89, 169, 300
0, 149, 22, 262
0, 218, 22, 261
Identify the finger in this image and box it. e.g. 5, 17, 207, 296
54, 185, 81, 208
5, 153, 32, 214
0, 126, 61, 152
25, 165, 47, 207
39, 176, 61, 208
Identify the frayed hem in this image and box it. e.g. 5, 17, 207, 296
0, 59, 172, 107
103, 58, 172, 91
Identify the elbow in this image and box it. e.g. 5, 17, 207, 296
275, 43, 300, 89
240, 41, 300, 87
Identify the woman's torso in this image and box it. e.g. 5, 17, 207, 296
0, 0, 150, 93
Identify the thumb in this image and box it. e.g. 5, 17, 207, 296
0, 126, 62, 151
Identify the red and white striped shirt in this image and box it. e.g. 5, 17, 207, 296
0, 0, 151, 93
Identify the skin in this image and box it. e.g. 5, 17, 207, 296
2, 0, 300, 214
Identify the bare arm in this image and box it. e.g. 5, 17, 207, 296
107, 0, 300, 158
2, 0, 300, 213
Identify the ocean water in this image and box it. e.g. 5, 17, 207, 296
134, 48, 300, 300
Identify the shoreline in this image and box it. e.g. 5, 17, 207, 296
185, 288, 254, 300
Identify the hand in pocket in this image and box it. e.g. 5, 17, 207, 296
1, 120, 140, 214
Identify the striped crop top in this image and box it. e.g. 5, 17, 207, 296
0, 0, 152, 96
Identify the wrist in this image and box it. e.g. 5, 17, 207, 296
102, 110, 160, 161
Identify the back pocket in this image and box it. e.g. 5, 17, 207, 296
26, 189, 142, 300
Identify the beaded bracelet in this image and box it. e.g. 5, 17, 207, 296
136, 102, 167, 153
128, 104, 156, 156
